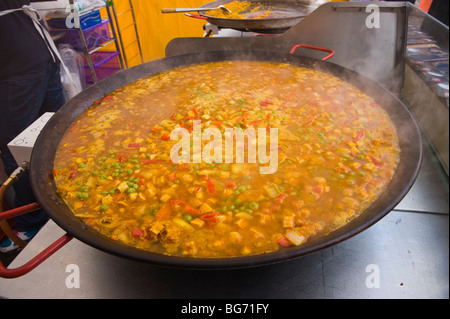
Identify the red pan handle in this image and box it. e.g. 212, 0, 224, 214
184, 12, 208, 20
0, 203, 73, 278
289, 44, 335, 61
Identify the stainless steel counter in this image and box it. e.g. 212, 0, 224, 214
0, 138, 448, 299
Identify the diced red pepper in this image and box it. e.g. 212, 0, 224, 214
192, 107, 200, 120
128, 143, 141, 148
236, 112, 249, 125
224, 181, 237, 188
312, 187, 323, 194
274, 193, 288, 204
69, 172, 77, 179
247, 120, 262, 126
356, 130, 365, 140
102, 95, 113, 102
161, 134, 171, 141
370, 156, 384, 166
305, 116, 314, 125
201, 212, 219, 228
206, 178, 216, 195
261, 202, 281, 214
259, 99, 273, 107
201, 212, 219, 220
278, 236, 292, 247
132, 173, 145, 179
177, 164, 191, 171
185, 206, 203, 216
171, 200, 203, 216
131, 227, 144, 238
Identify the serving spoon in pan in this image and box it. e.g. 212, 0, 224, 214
161, 5, 232, 14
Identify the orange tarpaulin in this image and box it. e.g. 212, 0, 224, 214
418, 0, 433, 12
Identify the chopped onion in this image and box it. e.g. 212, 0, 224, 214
285, 230, 306, 246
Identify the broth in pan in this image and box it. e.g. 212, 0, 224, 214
54, 61, 400, 257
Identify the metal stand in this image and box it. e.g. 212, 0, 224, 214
109, 0, 144, 68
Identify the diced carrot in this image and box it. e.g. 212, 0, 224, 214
161, 134, 171, 141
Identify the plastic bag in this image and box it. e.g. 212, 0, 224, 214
58, 44, 85, 100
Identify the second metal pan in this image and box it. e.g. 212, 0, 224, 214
198, 0, 311, 32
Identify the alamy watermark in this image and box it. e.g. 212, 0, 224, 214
365, 264, 380, 288
365, 4, 380, 29
170, 120, 279, 174
65, 4, 80, 28
65, 263, 80, 288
